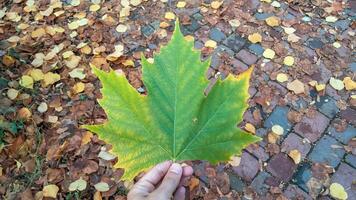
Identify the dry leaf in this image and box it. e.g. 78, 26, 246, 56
42, 184, 59, 198
263, 48, 275, 59
288, 149, 301, 164
283, 56, 295, 66
248, 33, 262, 44
265, 16, 280, 27
329, 77, 344, 91
287, 79, 305, 94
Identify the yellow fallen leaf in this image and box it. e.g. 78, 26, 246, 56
20, 75, 34, 89
248, 33, 262, 44
288, 149, 301, 164
343, 77, 356, 91
263, 48, 275, 59
284, 56, 295, 66
29, 69, 44, 81
229, 19, 240, 28
62, 51, 74, 59
7, 36, 20, 43
165, 12, 175, 20
69, 178, 87, 191
287, 33, 301, 43
245, 123, 256, 134
330, 183, 348, 200
123, 59, 135, 67
330, 77, 344, 91
260, 0, 272, 3
18, 107, 32, 120
31, 28, 46, 38
228, 156, 241, 167
276, 73, 288, 83
315, 83, 326, 92
333, 42, 341, 48
81, 131, 93, 146
130, 0, 142, 6
43, 72, 60, 87
184, 35, 194, 42
326, 16, 338, 23
116, 24, 128, 33
271, 125, 284, 135
211, 1, 223, 9
204, 40, 217, 48
265, 16, 280, 27
89, 4, 101, 12
80, 46, 92, 54
37, 102, 48, 113
65, 55, 81, 69
2, 55, 15, 67
70, 0, 81, 6
68, 21, 79, 30
93, 191, 102, 200
42, 184, 59, 198
282, 26, 296, 34
160, 21, 170, 28
177, 1, 186, 8
7, 88, 19, 100
72, 82, 85, 94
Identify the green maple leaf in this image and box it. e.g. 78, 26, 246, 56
83, 21, 261, 180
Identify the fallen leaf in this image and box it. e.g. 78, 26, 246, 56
283, 56, 295, 66
248, 33, 262, 44
288, 149, 301, 164
271, 125, 284, 135
229, 19, 241, 28
287, 33, 301, 43
2, 55, 16, 66
98, 150, 116, 161
343, 77, 356, 90
282, 27, 296, 34
18, 107, 32, 120
287, 79, 305, 94
31, 28, 46, 38
329, 77, 344, 91
20, 75, 34, 89
316, 83, 326, 92
42, 184, 59, 198
29, 69, 44, 81
94, 182, 110, 192
325, 16, 338, 23
89, 4, 101, 12
204, 40, 217, 48
69, 178, 87, 192
265, 16, 280, 27
276, 73, 288, 83
164, 12, 175, 20
81, 131, 93, 146
37, 102, 48, 113
228, 156, 241, 167
211, 1, 223, 9
7, 88, 19, 100
130, 0, 142, 6
43, 72, 60, 87
69, 68, 86, 80
333, 42, 341, 48
65, 55, 81, 69
244, 123, 256, 134
116, 24, 128, 33
263, 48, 275, 59
72, 82, 85, 94
177, 1, 186, 8
7, 36, 20, 43
330, 183, 348, 200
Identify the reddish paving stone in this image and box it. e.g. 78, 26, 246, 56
233, 152, 259, 182
284, 184, 313, 200
267, 153, 297, 182
331, 163, 356, 198
340, 108, 356, 125
236, 49, 258, 65
281, 133, 311, 160
231, 58, 249, 73
294, 111, 330, 143
246, 144, 269, 162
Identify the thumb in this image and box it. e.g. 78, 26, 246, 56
153, 163, 182, 198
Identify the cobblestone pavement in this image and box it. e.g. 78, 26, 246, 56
0, 0, 355, 199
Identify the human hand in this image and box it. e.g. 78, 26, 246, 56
127, 161, 193, 200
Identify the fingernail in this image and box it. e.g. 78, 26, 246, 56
169, 163, 182, 174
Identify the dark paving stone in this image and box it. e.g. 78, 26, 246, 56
307, 38, 325, 49
192, 12, 203, 21
150, 20, 160, 30
267, 153, 297, 182
264, 106, 292, 135
227, 172, 245, 193
209, 28, 226, 42
334, 19, 351, 31
340, 108, 356, 125
233, 152, 259, 182
194, 40, 204, 49
246, 144, 269, 162
231, 58, 248, 73
290, 98, 308, 110
345, 154, 356, 168
211, 53, 221, 69
329, 125, 356, 145
215, 45, 235, 57
251, 171, 271, 196
281, 133, 311, 160
256, 128, 268, 147
284, 184, 313, 200
349, 62, 356, 72
331, 163, 356, 198
254, 12, 273, 20
248, 43, 264, 56
294, 111, 330, 143
184, 20, 201, 33
293, 163, 312, 192
308, 135, 345, 168
141, 25, 155, 38
235, 49, 258, 66
315, 96, 339, 118
222, 34, 246, 52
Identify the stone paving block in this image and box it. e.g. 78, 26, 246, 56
233, 152, 259, 182
248, 43, 264, 56
215, 45, 235, 57
246, 144, 269, 162
329, 125, 356, 145
290, 98, 308, 110
340, 108, 356, 125
307, 38, 325, 49
209, 27, 226, 42
254, 12, 273, 20
264, 106, 292, 135
294, 111, 329, 143
235, 49, 258, 66
231, 58, 248, 73
345, 154, 356, 168
315, 96, 339, 118
251, 171, 271, 196
331, 163, 356, 198
293, 163, 312, 192
222, 34, 246, 52
308, 135, 345, 168
349, 62, 356, 72
141, 25, 155, 37
284, 184, 313, 200
267, 153, 297, 182
334, 19, 351, 31
281, 133, 311, 160
227, 172, 245, 193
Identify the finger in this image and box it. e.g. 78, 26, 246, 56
173, 186, 186, 200
178, 176, 190, 187
182, 166, 193, 177
154, 163, 183, 197
130, 161, 172, 195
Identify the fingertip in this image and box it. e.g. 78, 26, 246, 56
183, 166, 193, 177
174, 186, 186, 200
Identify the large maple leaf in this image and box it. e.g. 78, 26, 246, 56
83, 21, 261, 180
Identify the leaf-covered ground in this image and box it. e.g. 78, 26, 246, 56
0, 0, 355, 199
